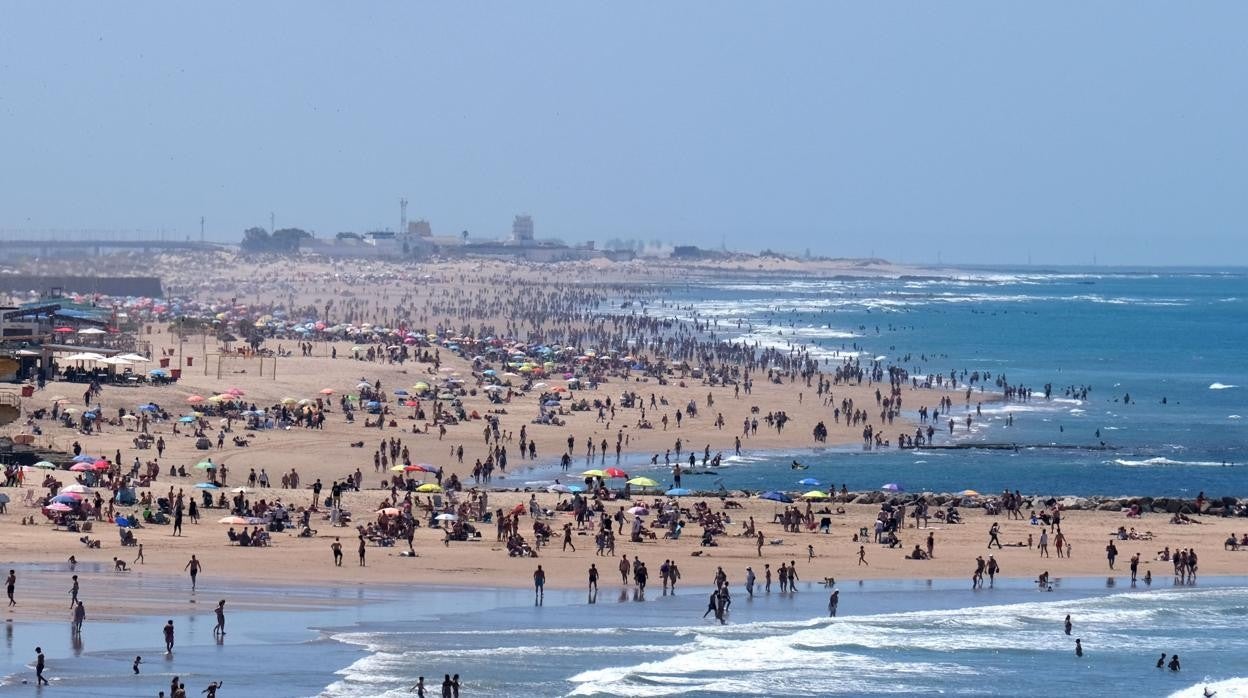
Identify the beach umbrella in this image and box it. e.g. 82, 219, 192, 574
69, 463, 94, 472
356, 381, 372, 389
798, 478, 821, 487
178, 415, 196, 423
802, 490, 830, 500
627, 477, 659, 488
32, 461, 58, 469
565, 484, 586, 493
604, 467, 629, 479
415, 483, 442, 493
388, 464, 409, 472
51, 494, 81, 504
627, 506, 649, 516
60, 484, 93, 494
665, 487, 692, 497
138, 404, 159, 412
547, 484, 572, 494
195, 482, 219, 490
71, 454, 96, 463
319, 388, 335, 395
958, 489, 981, 497
195, 461, 217, 470
434, 513, 458, 522
582, 469, 607, 478
280, 397, 297, 406
217, 515, 250, 525
186, 395, 205, 404
53, 327, 74, 333
46, 502, 73, 512
759, 491, 794, 503
77, 327, 106, 335
881, 483, 904, 493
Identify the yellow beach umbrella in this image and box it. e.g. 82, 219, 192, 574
802, 490, 830, 500
627, 477, 659, 488
582, 469, 607, 478
415, 483, 443, 493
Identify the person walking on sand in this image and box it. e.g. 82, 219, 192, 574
34, 646, 48, 686
213, 600, 226, 637
1106, 541, 1118, 570
858, 546, 868, 566
332, 538, 343, 566
1038, 529, 1049, 557
163, 619, 176, 653
358, 535, 367, 566
134, 543, 145, 565
184, 555, 203, 591
988, 523, 1002, 549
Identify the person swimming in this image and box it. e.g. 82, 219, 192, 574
1075, 639, 1083, 657
1157, 653, 1166, 668
1168, 654, 1181, 671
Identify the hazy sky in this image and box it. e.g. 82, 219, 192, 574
1, 3, 1245, 266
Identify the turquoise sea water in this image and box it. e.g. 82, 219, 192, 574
546, 267, 1247, 498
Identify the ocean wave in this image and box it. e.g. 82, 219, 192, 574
1110, 457, 1226, 467
1210, 383, 1239, 390
568, 589, 1248, 696
1169, 677, 1248, 697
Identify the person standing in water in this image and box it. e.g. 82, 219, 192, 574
828, 589, 840, 617
1157, 653, 1167, 668
1075, 639, 1083, 657
1064, 614, 1072, 635
213, 600, 226, 637
533, 565, 545, 604
163, 619, 176, 653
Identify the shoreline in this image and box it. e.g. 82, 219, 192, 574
7, 570, 1248, 696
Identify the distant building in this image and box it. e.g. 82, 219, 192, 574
408, 220, 432, 237
512, 215, 534, 243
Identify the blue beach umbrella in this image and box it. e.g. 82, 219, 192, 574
759, 491, 794, 503
72, 455, 96, 463
798, 478, 821, 487
178, 415, 196, 423
665, 487, 692, 497
195, 482, 219, 490
881, 483, 904, 493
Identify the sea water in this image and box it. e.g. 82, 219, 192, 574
544, 268, 1248, 497
6, 576, 1247, 697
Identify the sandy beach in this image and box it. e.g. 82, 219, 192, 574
1, 254, 1244, 626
